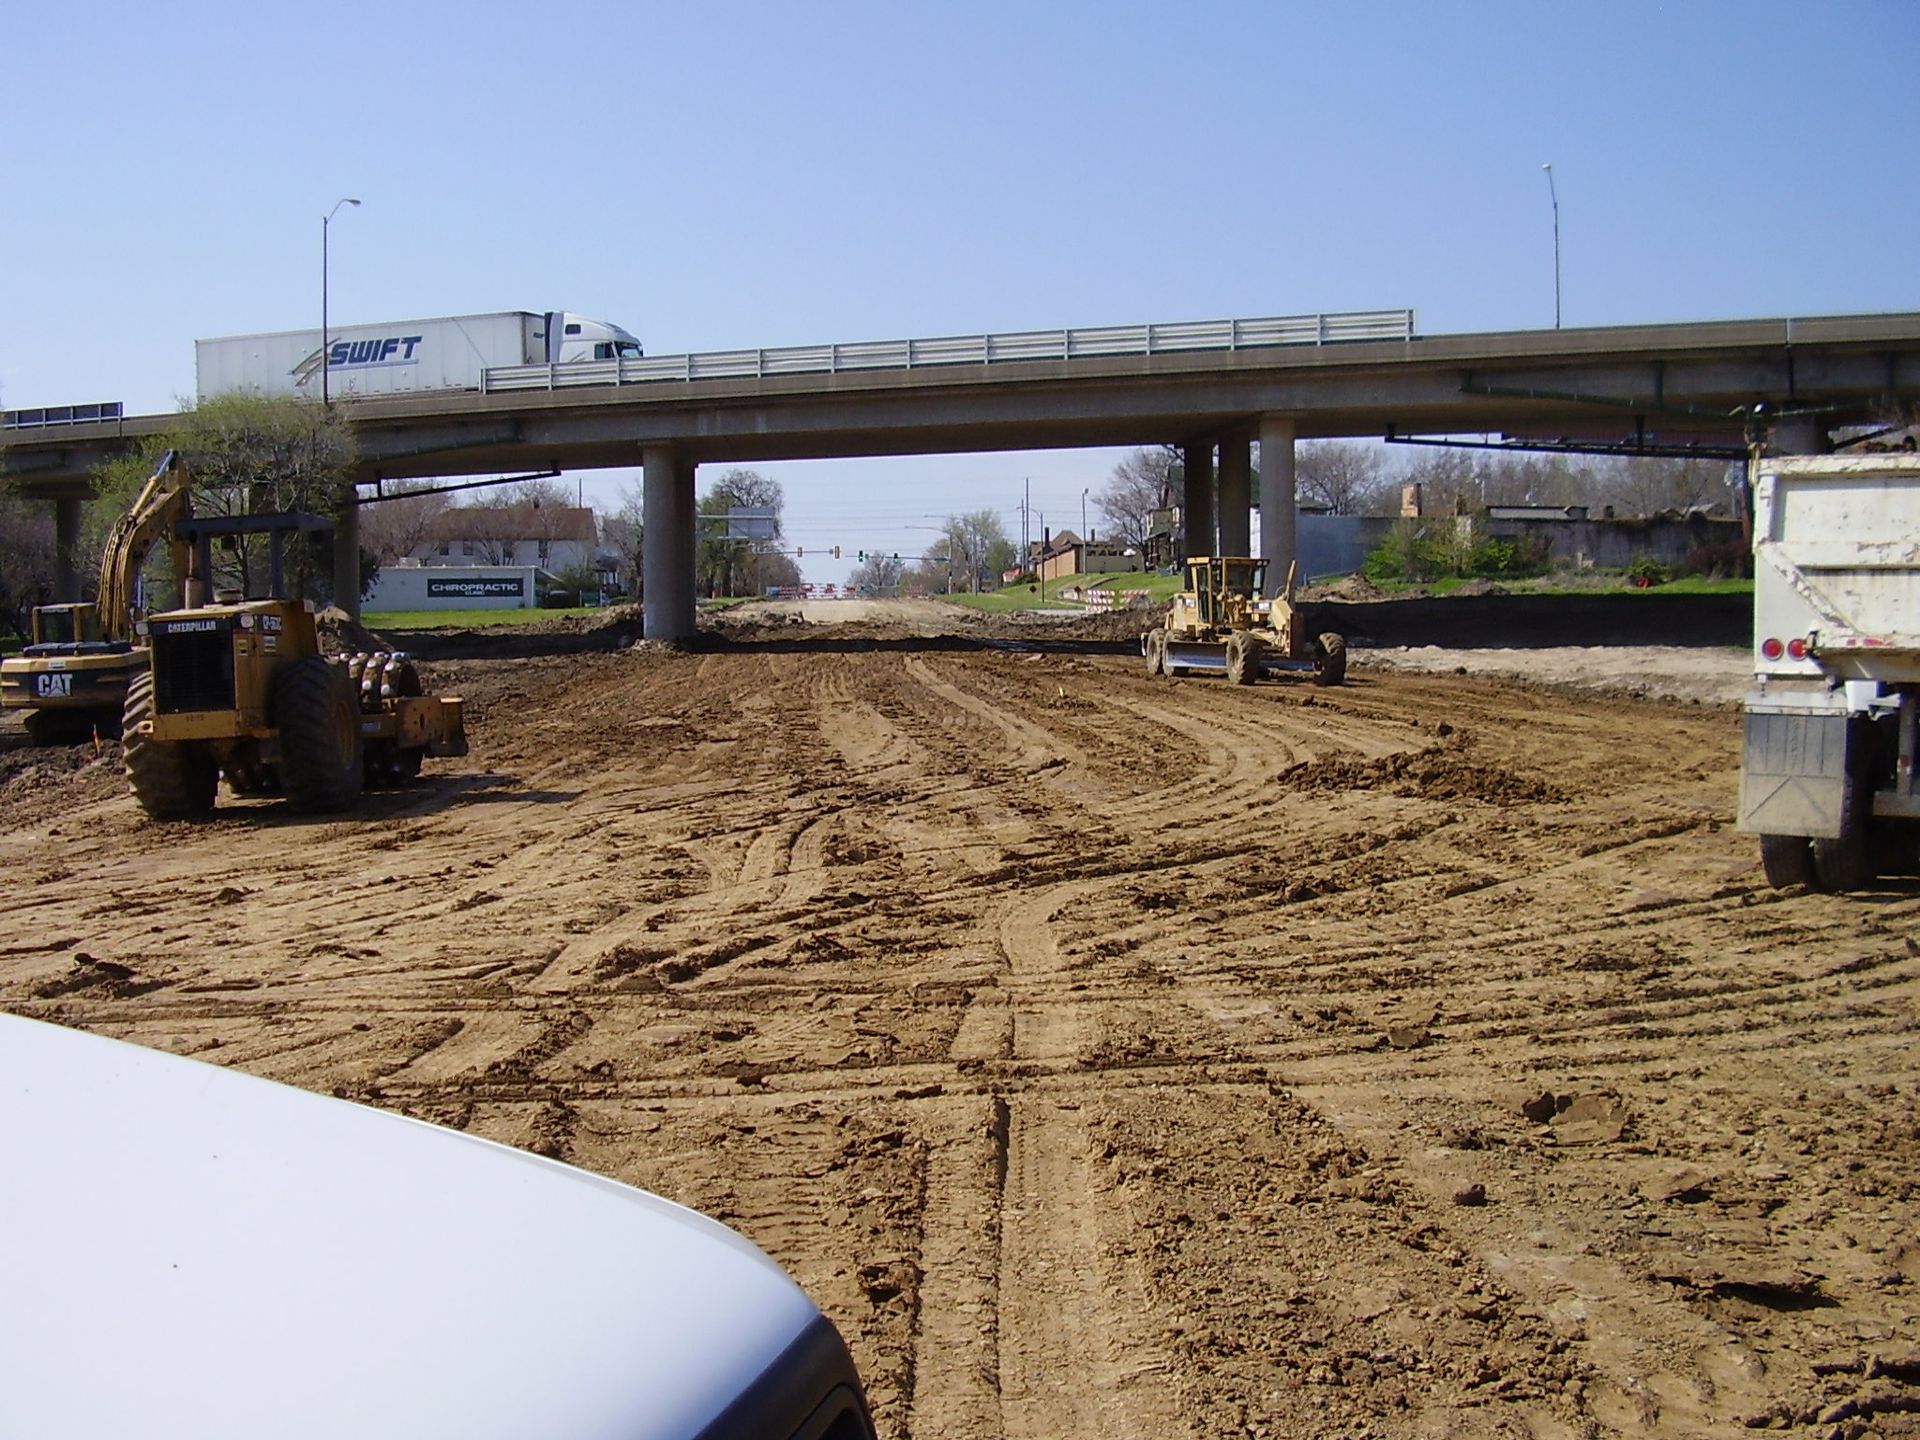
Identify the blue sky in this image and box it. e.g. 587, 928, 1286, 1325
5, 1, 1916, 580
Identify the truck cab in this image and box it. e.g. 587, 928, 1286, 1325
549, 312, 644, 363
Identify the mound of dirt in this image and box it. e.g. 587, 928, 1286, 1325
0, 737, 125, 827
1281, 741, 1570, 806
314, 607, 392, 656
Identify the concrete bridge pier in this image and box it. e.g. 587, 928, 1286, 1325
1217, 437, 1251, 557
53, 495, 83, 603
1182, 441, 1215, 561
643, 444, 697, 642
333, 490, 362, 619
1258, 415, 1297, 595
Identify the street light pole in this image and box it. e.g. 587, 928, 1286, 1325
1541, 163, 1560, 330
322, 197, 361, 405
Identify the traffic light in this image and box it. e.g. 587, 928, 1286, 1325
796, 547, 803, 557
832, 545, 841, 559
857, 551, 866, 561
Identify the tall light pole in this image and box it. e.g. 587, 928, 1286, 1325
1081, 486, 1089, 543
1540, 163, 1560, 329
322, 197, 361, 405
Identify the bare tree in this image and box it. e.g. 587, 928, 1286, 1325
939, 508, 1011, 592
1295, 441, 1391, 515
849, 551, 905, 594
599, 482, 645, 597
358, 482, 451, 565
1096, 446, 1178, 550
694, 469, 786, 596
1593, 456, 1723, 516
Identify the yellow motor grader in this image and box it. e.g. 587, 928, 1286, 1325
1142, 556, 1347, 686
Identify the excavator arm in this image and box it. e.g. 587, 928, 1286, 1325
96, 451, 197, 643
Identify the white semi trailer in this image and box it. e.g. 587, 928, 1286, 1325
1739, 453, 1920, 889
195, 310, 642, 400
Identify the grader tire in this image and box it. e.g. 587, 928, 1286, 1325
276, 657, 363, 814
1312, 632, 1348, 687
1143, 629, 1167, 677
122, 671, 216, 820
1226, 633, 1262, 686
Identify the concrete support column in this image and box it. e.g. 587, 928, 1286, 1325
1258, 416, 1297, 596
642, 444, 697, 642
332, 488, 361, 618
1771, 416, 1830, 455
53, 495, 83, 603
1181, 441, 1215, 562
1217, 437, 1251, 557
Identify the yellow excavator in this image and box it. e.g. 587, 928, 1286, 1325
1, 456, 197, 743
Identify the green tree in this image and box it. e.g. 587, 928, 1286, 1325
82, 393, 360, 604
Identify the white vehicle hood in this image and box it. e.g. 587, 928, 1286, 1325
0, 1013, 823, 1439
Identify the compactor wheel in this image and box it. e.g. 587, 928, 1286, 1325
276, 656, 364, 814
1312, 632, 1348, 687
122, 671, 216, 820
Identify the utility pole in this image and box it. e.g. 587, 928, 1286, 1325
1541, 163, 1561, 329
321, 197, 361, 406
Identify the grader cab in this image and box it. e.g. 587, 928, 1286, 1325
1143, 556, 1347, 686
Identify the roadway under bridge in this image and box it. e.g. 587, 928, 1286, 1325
6, 309, 1919, 639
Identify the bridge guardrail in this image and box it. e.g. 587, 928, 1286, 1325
479, 309, 1417, 394
1, 401, 124, 430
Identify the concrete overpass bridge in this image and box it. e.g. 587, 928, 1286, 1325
6, 308, 1918, 639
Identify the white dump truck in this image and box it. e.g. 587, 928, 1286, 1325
1740, 453, 1920, 889
195, 310, 643, 400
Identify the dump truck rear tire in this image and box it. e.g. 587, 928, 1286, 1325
1312, 632, 1348, 687
123, 671, 216, 820
1759, 833, 1816, 888
276, 657, 363, 814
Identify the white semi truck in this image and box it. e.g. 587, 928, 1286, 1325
195, 310, 643, 400
1739, 453, 1920, 889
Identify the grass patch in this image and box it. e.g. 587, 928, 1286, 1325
941, 571, 1179, 613
941, 590, 1082, 614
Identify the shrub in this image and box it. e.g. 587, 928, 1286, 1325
1677, 540, 1751, 579
1624, 554, 1668, 588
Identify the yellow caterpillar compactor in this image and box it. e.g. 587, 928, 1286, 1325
125, 478, 467, 819
1142, 556, 1347, 686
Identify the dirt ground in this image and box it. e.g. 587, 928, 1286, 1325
4, 600, 1917, 1439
